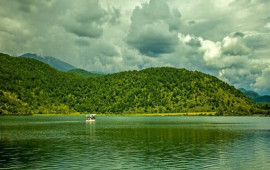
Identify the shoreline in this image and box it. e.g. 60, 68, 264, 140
32, 112, 217, 116
2, 112, 267, 117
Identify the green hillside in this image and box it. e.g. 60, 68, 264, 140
0, 53, 267, 115
68, 69, 103, 77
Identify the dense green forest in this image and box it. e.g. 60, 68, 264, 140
0, 53, 268, 115
68, 69, 103, 77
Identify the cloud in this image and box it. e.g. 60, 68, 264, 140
90, 40, 119, 57
127, 21, 179, 57
232, 32, 245, 38
218, 67, 257, 88
265, 23, 270, 30
126, 0, 181, 56
199, 34, 252, 68
197, 32, 270, 94
200, 39, 222, 65
106, 7, 121, 25
64, 22, 103, 38
61, 0, 106, 38
252, 67, 270, 95
244, 32, 270, 50
222, 36, 251, 56
1, 0, 54, 13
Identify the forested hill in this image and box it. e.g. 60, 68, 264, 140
68, 69, 103, 77
0, 53, 267, 115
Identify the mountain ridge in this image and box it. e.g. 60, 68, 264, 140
68, 68, 104, 77
0, 53, 268, 115
20, 53, 76, 72
239, 88, 270, 103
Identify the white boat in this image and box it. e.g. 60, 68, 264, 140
86, 114, 96, 122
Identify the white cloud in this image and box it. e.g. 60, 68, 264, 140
200, 39, 221, 64
265, 23, 270, 30
222, 36, 250, 56
252, 67, 270, 95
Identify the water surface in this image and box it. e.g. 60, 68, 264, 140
1, 116, 270, 169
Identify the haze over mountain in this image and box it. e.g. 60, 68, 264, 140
21, 53, 75, 72
1, 53, 268, 116
239, 88, 270, 103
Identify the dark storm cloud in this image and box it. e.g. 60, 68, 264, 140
65, 23, 103, 38
4, 0, 54, 13
62, 0, 106, 38
126, 0, 181, 57
232, 32, 245, 38
127, 22, 179, 57
244, 33, 270, 50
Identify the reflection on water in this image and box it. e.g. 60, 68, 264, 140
0, 116, 270, 169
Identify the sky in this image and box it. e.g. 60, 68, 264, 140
0, 0, 270, 95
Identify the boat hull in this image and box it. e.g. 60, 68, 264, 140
86, 119, 95, 122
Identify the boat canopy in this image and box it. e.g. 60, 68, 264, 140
86, 114, 96, 117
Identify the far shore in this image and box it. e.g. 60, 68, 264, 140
1, 112, 268, 116
32, 112, 217, 116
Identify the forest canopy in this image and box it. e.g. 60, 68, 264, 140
0, 53, 268, 115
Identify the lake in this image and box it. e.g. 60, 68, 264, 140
1, 116, 270, 169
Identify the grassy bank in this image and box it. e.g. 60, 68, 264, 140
33, 113, 82, 116
101, 112, 216, 116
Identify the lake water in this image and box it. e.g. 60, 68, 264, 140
1, 116, 270, 169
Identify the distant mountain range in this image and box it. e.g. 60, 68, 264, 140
20, 53, 75, 72
238, 88, 270, 102
20, 53, 105, 77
